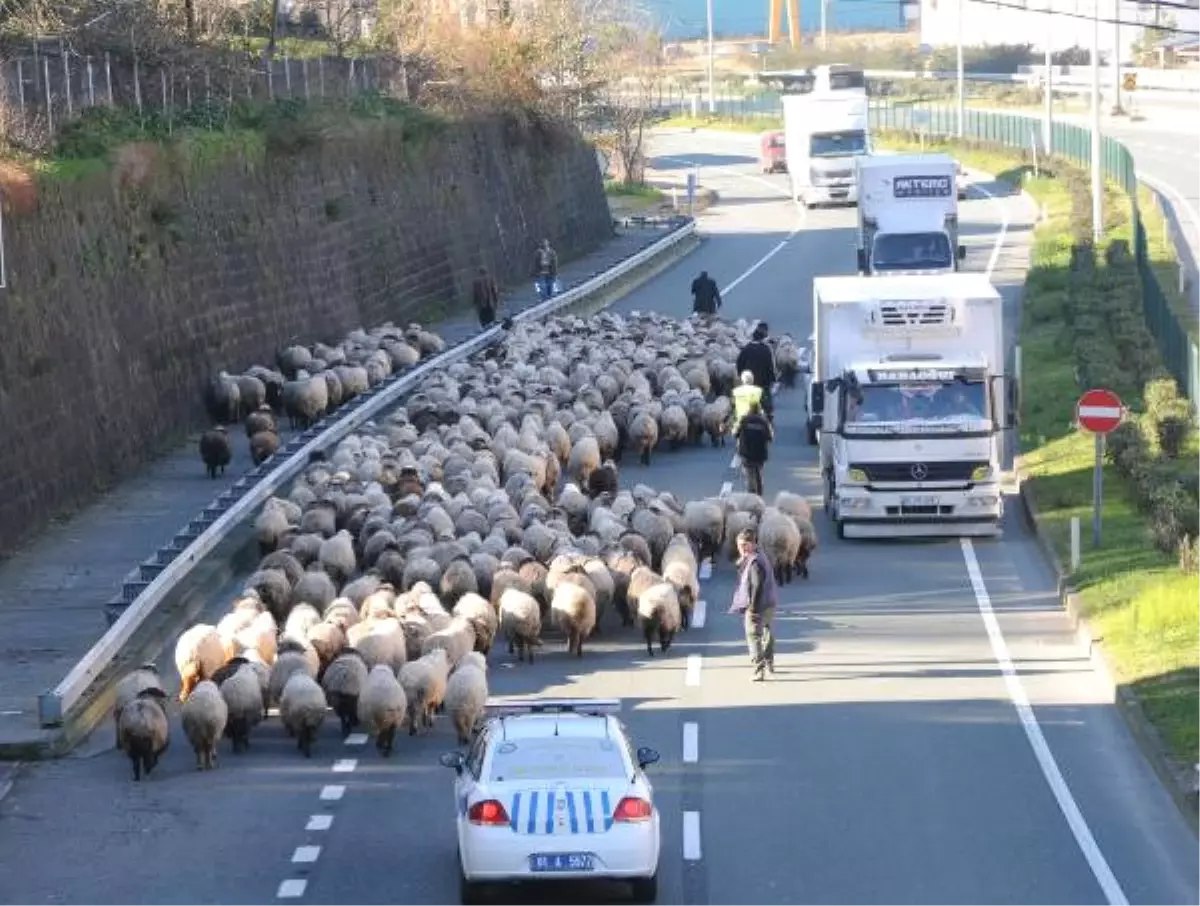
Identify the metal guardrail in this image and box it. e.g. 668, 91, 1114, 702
36, 216, 698, 728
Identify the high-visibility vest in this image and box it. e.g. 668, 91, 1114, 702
732, 384, 764, 430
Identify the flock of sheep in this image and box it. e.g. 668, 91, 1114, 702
113, 311, 818, 782
197, 321, 448, 479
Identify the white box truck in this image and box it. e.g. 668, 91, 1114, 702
782, 92, 870, 208
855, 154, 966, 276
801, 273, 1019, 539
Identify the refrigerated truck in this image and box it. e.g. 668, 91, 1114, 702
782, 92, 871, 208
854, 154, 967, 275
801, 272, 1020, 539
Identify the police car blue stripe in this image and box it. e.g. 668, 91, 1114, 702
545, 791, 555, 834
510, 791, 522, 832
601, 789, 612, 831
567, 790, 579, 834
582, 790, 594, 833
527, 791, 539, 834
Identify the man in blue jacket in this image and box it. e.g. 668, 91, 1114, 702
729, 527, 780, 681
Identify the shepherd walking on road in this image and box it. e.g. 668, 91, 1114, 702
734, 399, 773, 496
691, 270, 722, 316
729, 528, 780, 681
736, 322, 777, 422
533, 239, 558, 300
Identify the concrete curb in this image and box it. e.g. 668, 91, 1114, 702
1015, 471, 1200, 833
0, 227, 703, 765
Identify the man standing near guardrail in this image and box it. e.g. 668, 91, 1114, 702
472, 266, 500, 328
533, 238, 558, 300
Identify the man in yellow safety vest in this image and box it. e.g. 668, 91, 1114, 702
731, 370, 764, 434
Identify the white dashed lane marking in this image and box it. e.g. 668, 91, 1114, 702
277, 879, 307, 898
692, 599, 707, 630
682, 722, 699, 763
684, 654, 703, 687
306, 815, 334, 832
292, 846, 321, 864
683, 811, 703, 860
344, 733, 368, 746
332, 759, 357, 773
319, 784, 345, 801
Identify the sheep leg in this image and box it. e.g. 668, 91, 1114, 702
681, 603, 691, 632
378, 725, 396, 757
659, 628, 673, 654
639, 446, 650, 467
644, 625, 655, 657
409, 707, 420, 736
179, 672, 197, 703
129, 751, 142, 782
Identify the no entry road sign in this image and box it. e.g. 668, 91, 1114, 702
1076, 388, 1124, 434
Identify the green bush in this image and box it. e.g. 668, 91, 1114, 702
1147, 481, 1200, 555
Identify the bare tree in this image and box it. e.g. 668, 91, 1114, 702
592, 24, 663, 186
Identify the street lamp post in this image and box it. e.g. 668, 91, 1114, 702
956, 0, 965, 138
1090, 0, 1103, 243
1043, 0, 1053, 155
706, 0, 715, 114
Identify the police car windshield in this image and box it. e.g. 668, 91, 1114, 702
488, 737, 628, 782
873, 232, 953, 271
847, 381, 988, 423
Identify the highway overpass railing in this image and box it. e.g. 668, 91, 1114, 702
869, 98, 1199, 404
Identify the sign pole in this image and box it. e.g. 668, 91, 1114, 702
1092, 432, 1104, 547
1076, 386, 1123, 550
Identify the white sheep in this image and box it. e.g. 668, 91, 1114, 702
321, 649, 370, 738
443, 664, 489, 745
268, 639, 319, 708
112, 664, 164, 749
420, 616, 476, 668
217, 660, 265, 753
116, 688, 170, 782
398, 648, 451, 735
759, 508, 803, 584
347, 616, 408, 673
279, 672, 328, 758
175, 624, 226, 702
498, 588, 542, 663
636, 581, 683, 657
452, 592, 499, 656
181, 679, 229, 771
701, 397, 732, 447
551, 581, 597, 658
660, 534, 700, 629
357, 664, 409, 756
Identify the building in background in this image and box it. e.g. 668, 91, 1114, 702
917, 0, 1199, 63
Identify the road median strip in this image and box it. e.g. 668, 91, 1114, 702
877, 130, 1198, 827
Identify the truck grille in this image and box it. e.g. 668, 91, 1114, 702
823, 169, 852, 179
852, 461, 986, 483
876, 301, 953, 326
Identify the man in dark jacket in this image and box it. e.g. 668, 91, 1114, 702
472, 266, 500, 328
691, 270, 721, 315
729, 528, 780, 681
736, 322, 777, 420
734, 399, 773, 496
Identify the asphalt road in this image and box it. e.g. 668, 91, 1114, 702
0, 130, 1195, 906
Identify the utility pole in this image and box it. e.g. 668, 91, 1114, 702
1090, 0, 1103, 243
707, 0, 715, 114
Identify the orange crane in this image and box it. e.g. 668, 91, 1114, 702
767, 0, 802, 48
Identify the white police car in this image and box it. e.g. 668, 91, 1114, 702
439, 698, 662, 904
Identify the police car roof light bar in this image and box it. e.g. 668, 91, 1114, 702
484, 697, 623, 718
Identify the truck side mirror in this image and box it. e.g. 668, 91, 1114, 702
856, 249, 867, 273
957, 245, 966, 260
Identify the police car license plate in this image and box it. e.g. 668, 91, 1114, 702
530, 853, 594, 872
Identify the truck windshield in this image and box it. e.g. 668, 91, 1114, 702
846, 381, 988, 424
872, 232, 953, 271
810, 131, 867, 157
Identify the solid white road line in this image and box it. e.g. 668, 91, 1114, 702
729, 454, 740, 469
698, 559, 713, 581
967, 180, 1010, 278
682, 811, 703, 861
692, 599, 708, 630
277, 879, 307, 898
306, 815, 334, 832
961, 540, 1129, 906
319, 785, 345, 801
292, 846, 321, 864
331, 759, 357, 773
684, 654, 703, 687
344, 733, 368, 746
682, 722, 699, 763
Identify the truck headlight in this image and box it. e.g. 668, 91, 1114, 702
970, 465, 993, 481
846, 468, 868, 483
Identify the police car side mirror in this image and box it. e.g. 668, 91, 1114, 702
439, 751, 465, 773
636, 746, 660, 769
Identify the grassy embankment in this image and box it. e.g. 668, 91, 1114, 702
877, 132, 1199, 770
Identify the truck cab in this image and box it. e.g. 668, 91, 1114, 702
783, 93, 871, 208
802, 274, 1020, 540
760, 131, 787, 173
855, 154, 966, 276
